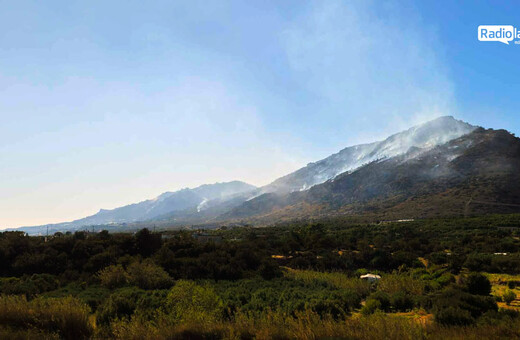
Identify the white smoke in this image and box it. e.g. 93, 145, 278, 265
281, 0, 455, 145
197, 198, 209, 213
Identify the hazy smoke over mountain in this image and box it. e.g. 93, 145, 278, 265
282, 0, 455, 145
262, 116, 475, 194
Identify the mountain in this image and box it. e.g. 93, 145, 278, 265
18, 181, 257, 234
261, 116, 476, 194
17, 116, 517, 234
225, 127, 520, 221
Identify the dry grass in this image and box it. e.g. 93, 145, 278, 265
109, 310, 520, 339
283, 267, 372, 296
0, 295, 93, 339
111, 310, 426, 340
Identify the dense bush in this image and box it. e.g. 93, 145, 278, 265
165, 280, 223, 324
98, 264, 128, 289
435, 306, 474, 326
390, 291, 415, 312
465, 273, 492, 296
366, 291, 391, 312
0, 274, 59, 298
503, 290, 517, 305
127, 260, 173, 290
508, 280, 520, 289
361, 299, 382, 315
97, 287, 148, 325
433, 287, 497, 319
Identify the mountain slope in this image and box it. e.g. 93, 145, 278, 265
23, 181, 257, 232
16, 116, 514, 234
226, 128, 520, 221
261, 116, 476, 194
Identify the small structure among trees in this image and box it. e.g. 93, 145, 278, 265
360, 273, 381, 282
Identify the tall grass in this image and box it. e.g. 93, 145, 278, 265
109, 310, 520, 340
110, 310, 426, 340
283, 268, 372, 296
0, 327, 60, 340
0, 295, 93, 339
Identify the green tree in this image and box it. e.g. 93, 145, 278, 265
465, 273, 491, 296
135, 228, 161, 257
127, 260, 173, 290
98, 264, 128, 289
166, 280, 223, 324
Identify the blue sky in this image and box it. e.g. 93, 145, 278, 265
1, 0, 519, 227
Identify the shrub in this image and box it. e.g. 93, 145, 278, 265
465, 273, 491, 296
283, 268, 371, 297
479, 308, 520, 325
0, 277, 38, 297
305, 290, 361, 318
29, 273, 60, 293
503, 290, 516, 305
97, 287, 145, 325
0, 327, 59, 339
98, 264, 128, 288
361, 299, 382, 315
84, 251, 116, 273
435, 306, 474, 326
259, 259, 283, 280
367, 291, 391, 312
433, 288, 497, 319
378, 273, 425, 295
127, 260, 173, 290
0, 274, 59, 298
390, 291, 414, 312
76, 285, 112, 310
508, 280, 520, 289
464, 254, 492, 272
434, 273, 455, 288
165, 280, 224, 324
0, 295, 92, 339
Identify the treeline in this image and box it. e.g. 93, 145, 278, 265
0, 214, 519, 338
1, 215, 519, 281
0, 228, 278, 282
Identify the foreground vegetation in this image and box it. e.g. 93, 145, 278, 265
0, 214, 520, 339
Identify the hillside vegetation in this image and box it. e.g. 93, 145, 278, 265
226, 128, 520, 223
1, 214, 520, 338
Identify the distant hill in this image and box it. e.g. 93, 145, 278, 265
16, 181, 257, 235
225, 128, 520, 221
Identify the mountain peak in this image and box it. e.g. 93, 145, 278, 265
415, 115, 473, 130
226, 128, 520, 221
261, 116, 476, 194
429, 115, 456, 121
